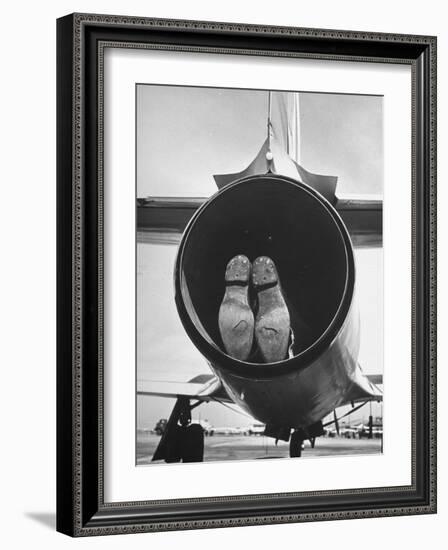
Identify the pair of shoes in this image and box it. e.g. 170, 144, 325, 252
218, 255, 291, 363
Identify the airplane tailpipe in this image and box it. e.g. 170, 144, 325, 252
174, 174, 355, 378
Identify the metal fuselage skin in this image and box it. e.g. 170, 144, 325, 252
210, 299, 359, 429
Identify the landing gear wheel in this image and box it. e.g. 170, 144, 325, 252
290, 431, 303, 458
164, 425, 183, 463
181, 424, 204, 462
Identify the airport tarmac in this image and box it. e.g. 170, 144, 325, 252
136, 432, 382, 464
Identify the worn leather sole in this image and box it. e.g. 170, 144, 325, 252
252, 256, 291, 363
218, 255, 254, 361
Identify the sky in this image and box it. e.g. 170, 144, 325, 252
137, 85, 383, 198
136, 84, 383, 431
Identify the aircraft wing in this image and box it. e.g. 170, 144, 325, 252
366, 374, 383, 385
322, 370, 383, 432
343, 365, 383, 405
137, 373, 232, 403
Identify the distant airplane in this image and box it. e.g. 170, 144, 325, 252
137, 91, 383, 461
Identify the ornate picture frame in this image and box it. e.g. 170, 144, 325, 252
56, 13, 436, 536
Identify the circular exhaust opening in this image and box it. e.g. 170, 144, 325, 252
175, 175, 354, 373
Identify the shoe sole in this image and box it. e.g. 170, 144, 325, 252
218, 255, 254, 361
252, 256, 290, 363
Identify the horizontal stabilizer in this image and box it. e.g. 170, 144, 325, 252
136, 193, 382, 248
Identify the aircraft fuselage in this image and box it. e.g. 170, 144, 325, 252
210, 299, 359, 429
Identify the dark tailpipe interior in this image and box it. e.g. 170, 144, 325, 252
175, 175, 354, 370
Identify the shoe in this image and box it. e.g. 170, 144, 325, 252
218, 255, 254, 361
252, 256, 290, 363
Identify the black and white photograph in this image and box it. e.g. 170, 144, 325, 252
136, 84, 384, 465
1, 0, 442, 545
